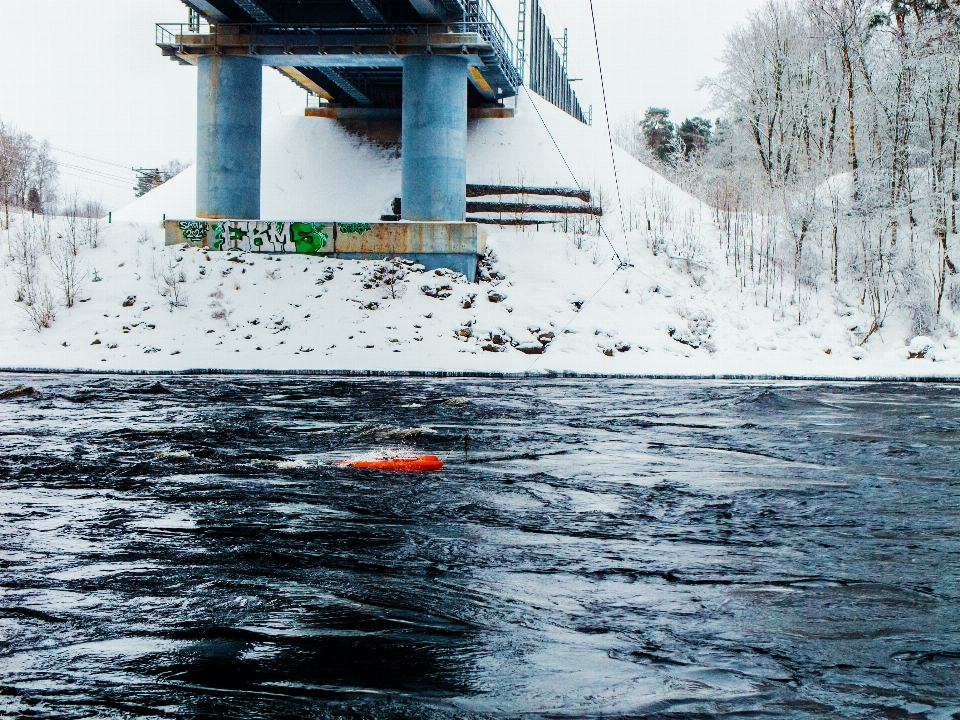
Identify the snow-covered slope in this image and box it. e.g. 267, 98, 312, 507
114, 90, 667, 237
4, 93, 959, 376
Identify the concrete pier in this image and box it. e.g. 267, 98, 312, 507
401, 55, 469, 221
196, 55, 262, 219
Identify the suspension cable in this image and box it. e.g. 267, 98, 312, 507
524, 263, 623, 372
588, 0, 628, 259
521, 84, 627, 268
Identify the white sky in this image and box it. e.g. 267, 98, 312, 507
0, 0, 766, 210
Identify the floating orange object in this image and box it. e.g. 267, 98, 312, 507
340, 455, 444, 471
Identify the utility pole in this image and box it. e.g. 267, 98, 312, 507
563, 28, 568, 73
517, 0, 527, 84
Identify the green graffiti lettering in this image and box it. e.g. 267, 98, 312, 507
228, 225, 248, 248
338, 222, 372, 235
212, 223, 225, 250
291, 222, 328, 253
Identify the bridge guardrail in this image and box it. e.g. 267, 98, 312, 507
156, 15, 521, 90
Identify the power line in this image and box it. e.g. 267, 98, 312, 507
56, 169, 133, 192
588, 0, 628, 257
56, 161, 133, 183
0, 149, 134, 184
49, 145, 132, 171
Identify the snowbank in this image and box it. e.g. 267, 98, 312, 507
4, 93, 960, 377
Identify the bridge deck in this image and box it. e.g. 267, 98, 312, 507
167, 0, 521, 107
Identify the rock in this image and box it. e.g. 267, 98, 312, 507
421, 284, 453, 299
602, 348, 614, 357
125, 381, 170, 395
91, 339, 101, 345
487, 290, 506, 303
482, 344, 505, 352
0, 385, 36, 400
616, 343, 631, 353
668, 326, 701, 349
122, 296, 136, 307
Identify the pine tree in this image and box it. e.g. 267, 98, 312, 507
677, 117, 712, 158
640, 108, 676, 163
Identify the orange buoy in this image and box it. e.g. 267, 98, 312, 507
340, 455, 443, 471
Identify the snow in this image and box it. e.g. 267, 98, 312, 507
3, 92, 960, 378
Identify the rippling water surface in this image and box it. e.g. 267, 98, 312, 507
1, 375, 959, 718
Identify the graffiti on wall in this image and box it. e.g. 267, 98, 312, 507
338, 222, 372, 235
174, 220, 333, 253
177, 221, 208, 242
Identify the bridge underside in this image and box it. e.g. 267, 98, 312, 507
163, 0, 524, 229
170, 0, 521, 107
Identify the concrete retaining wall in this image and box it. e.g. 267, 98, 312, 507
164, 220, 486, 280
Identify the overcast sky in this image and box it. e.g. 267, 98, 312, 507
0, 0, 767, 210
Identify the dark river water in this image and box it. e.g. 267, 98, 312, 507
1, 374, 958, 719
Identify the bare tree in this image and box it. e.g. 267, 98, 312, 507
51, 233, 86, 308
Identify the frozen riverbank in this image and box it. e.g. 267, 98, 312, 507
3, 94, 959, 377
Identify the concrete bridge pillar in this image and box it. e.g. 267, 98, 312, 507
401, 54, 469, 221
196, 55, 262, 219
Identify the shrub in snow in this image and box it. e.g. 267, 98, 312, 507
907, 336, 936, 360
669, 304, 715, 351
20, 282, 56, 332
153, 252, 188, 309
363, 259, 409, 299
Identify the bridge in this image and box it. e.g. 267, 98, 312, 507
158, 0, 585, 278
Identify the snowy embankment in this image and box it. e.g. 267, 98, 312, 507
2, 93, 959, 377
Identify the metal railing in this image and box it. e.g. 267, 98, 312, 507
156, 21, 210, 45
465, 0, 522, 87
156, 0, 523, 90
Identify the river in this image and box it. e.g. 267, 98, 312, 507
1, 375, 958, 718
